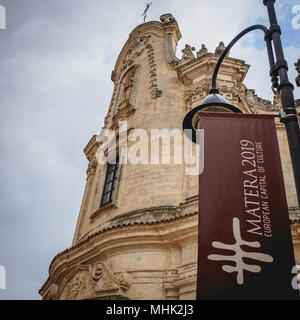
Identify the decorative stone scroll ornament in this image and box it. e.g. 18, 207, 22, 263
160, 14, 181, 67
243, 88, 280, 113
117, 34, 162, 100
146, 43, 163, 99
295, 59, 300, 87
160, 13, 176, 24
185, 84, 210, 109
61, 274, 86, 300
90, 262, 131, 297
185, 81, 280, 113
86, 156, 98, 178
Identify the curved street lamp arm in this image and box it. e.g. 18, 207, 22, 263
211, 24, 272, 91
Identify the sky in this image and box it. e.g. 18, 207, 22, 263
0, 0, 299, 300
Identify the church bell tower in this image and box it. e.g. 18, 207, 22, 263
39, 14, 300, 300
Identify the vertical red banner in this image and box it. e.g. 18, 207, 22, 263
196, 112, 299, 300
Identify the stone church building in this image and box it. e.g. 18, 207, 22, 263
39, 14, 300, 300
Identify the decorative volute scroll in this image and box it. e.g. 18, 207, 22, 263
119, 35, 150, 74
295, 59, 300, 87
160, 14, 181, 67
43, 284, 58, 300
86, 156, 98, 178
90, 262, 131, 299
160, 13, 176, 24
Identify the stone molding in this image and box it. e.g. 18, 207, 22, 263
40, 202, 300, 299
84, 135, 102, 162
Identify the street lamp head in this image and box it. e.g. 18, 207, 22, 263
182, 89, 242, 143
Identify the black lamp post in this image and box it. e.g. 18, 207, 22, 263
183, 0, 300, 205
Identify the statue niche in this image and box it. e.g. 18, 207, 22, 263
118, 67, 135, 111
112, 67, 137, 128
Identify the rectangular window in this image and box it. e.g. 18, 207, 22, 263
100, 157, 119, 207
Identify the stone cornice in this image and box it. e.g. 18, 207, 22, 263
40, 202, 300, 296
39, 207, 198, 293
83, 135, 102, 162
177, 53, 250, 86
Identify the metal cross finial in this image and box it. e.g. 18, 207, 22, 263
142, 2, 152, 23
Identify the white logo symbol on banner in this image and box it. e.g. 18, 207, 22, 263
208, 217, 274, 285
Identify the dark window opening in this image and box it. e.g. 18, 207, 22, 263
100, 157, 119, 207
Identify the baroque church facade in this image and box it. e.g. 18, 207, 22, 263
39, 14, 300, 300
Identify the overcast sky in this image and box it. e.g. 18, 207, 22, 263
0, 0, 299, 300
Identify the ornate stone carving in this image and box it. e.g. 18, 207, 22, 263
243, 88, 280, 113
118, 272, 131, 291
295, 59, 300, 87
185, 83, 210, 108
86, 156, 98, 178
185, 81, 280, 113
84, 135, 103, 162
145, 43, 163, 99
197, 44, 208, 58
118, 67, 136, 111
58, 265, 96, 300
181, 44, 195, 61
117, 35, 162, 100
61, 274, 86, 300
111, 105, 136, 130
214, 41, 229, 56
160, 13, 176, 24
160, 14, 181, 68
44, 284, 58, 300
120, 35, 150, 73
90, 262, 131, 299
